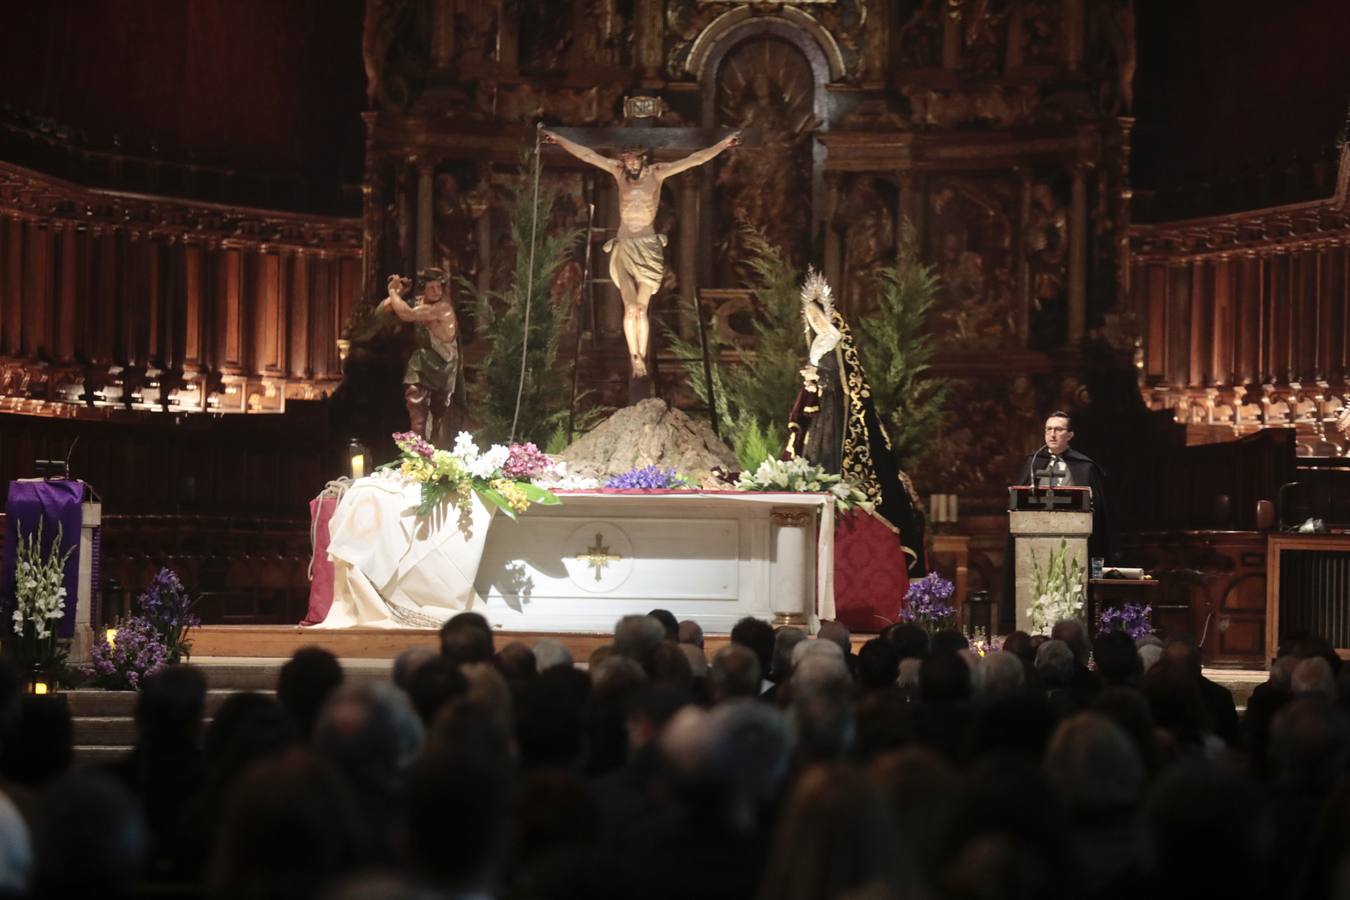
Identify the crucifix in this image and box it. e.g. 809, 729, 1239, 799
542, 96, 744, 402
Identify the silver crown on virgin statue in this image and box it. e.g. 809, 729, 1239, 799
799, 268, 837, 326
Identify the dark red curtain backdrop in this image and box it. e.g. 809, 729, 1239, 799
0, 0, 366, 185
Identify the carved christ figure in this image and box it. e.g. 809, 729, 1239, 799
542, 128, 742, 378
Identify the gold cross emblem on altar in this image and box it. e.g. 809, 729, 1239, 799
577, 532, 622, 582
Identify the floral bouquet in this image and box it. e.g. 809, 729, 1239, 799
136, 568, 199, 662
901, 572, 957, 633
604, 466, 690, 490
391, 431, 561, 519
1027, 539, 1086, 635
9, 519, 76, 674
88, 567, 199, 689
735, 457, 872, 513
1098, 601, 1152, 641
88, 618, 169, 691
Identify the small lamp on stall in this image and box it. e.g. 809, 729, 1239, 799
346, 438, 370, 481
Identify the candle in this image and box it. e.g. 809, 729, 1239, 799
32, 681, 48, 696
106, 627, 118, 649
351, 454, 365, 480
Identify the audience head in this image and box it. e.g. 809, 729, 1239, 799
0, 790, 29, 895
531, 638, 574, 673
277, 647, 345, 739
494, 641, 538, 683
1270, 697, 1350, 788
678, 643, 708, 680
405, 656, 469, 727
402, 748, 514, 894
515, 667, 591, 770
677, 619, 704, 649
613, 614, 667, 675
1034, 639, 1075, 689
646, 608, 679, 641
710, 643, 762, 703
1138, 643, 1163, 674
856, 637, 901, 692
1292, 656, 1337, 700
931, 628, 970, 656
1163, 638, 1203, 678
136, 663, 207, 748
758, 764, 911, 900
921, 650, 973, 704
817, 621, 852, 657
314, 682, 425, 783
202, 691, 298, 787
461, 662, 514, 734
791, 654, 855, 762
731, 617, 777, 681
886, 622, 931, 661
391, 646, 437, 694
1142, 760, 1273, 898
649, 641, 694, 698
438, 612, 495, 667
0, 695, 72, 788
771, 627, 808, 681
1142, 659, 1211, 742
1044, 713, 1144, 817
1050, 619, 1092, 666
31, 771, 147, 900
997, 630, 1032, 665
1093, 630, 1142, 686
976, 650, 1027, 699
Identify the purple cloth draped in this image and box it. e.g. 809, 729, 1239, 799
1, 480, 85, 639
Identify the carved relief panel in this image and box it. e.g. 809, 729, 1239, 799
925, 175, 1021, 348
712, 36, 817, 281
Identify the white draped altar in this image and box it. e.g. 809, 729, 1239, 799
313, 477, 834, 632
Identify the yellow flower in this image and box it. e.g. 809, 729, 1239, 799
491, 479, 531, 514
400, 458, 434, 482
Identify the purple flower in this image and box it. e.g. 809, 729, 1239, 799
1098, 602, 1152, 641
87, 616, 169, 691
604, 466, 688, 490
135, 567, 198, 663
502, 442, 552, 479
901, 573, 957, 632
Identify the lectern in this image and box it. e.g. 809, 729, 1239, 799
1008, 485, 1092, 633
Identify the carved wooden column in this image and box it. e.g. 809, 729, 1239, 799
431, 0, 455, 69
678, 173, 699, 339
416, 160, 435, 272
942, 1, 962, 70
635, 0, 664, 81
1069, 163, 1089, 342
1063, 0, 1084, 71
1016, 169, 1033, 343
56, 224, 78, 364
823, 173, 843, 294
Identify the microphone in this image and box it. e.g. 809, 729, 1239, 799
1027, 444, 1048, 488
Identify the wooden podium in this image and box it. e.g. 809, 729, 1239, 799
1008, 486, 1092, 633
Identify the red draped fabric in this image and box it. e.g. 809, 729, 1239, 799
830, 509, 909, 634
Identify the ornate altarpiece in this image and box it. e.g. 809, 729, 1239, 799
358, 0, 1137, 595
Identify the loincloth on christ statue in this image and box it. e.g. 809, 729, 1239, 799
605, 233, 668, 292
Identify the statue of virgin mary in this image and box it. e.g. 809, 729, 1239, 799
785, 271, 927, 576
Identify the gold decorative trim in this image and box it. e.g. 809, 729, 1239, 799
770, 508, 813, 528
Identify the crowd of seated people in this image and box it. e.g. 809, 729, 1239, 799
0, 612, 1347, 899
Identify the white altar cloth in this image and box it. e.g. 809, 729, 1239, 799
314, 480, 834, 632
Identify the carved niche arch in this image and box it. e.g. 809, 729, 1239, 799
691, 12, 837, 284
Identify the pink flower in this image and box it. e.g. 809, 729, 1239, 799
502, 442, 552, 479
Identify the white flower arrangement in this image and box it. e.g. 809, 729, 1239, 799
735, 457, 873, 513
1027, 538, 1086, 635
10, 519, 76, 673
